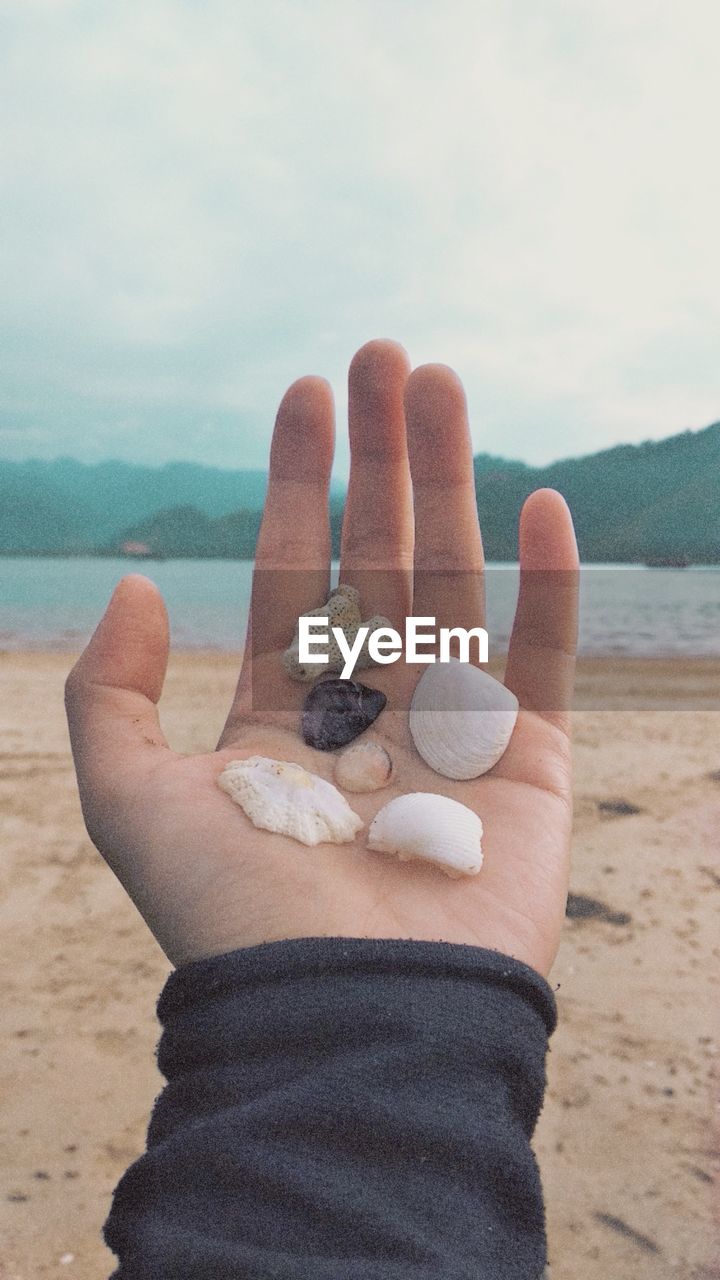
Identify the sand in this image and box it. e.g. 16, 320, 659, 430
1, 651, 718, 1280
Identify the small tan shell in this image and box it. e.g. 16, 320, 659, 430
367, 792, 483, 877
218, 755, 363, 846
409, 658, 518, 780
334, 741, 393, 793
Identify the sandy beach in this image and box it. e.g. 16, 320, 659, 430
1, 651, 718, 1280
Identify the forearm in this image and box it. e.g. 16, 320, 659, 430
105, 937, 556, 1280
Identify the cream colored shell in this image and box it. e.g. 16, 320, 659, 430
218, 755, 363, 846
282, 584, 392, 682
355, 616, 397, 671
409, 658, 518, 780
367, 792, 483, 877
334, 740, 393, 793
282, 585, 361, 682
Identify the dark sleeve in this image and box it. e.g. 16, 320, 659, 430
104, 936, 556, 1280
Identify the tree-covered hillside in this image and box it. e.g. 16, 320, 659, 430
1, 422, 717, 561
0, 459, 269, 551
473, 423, 719, 561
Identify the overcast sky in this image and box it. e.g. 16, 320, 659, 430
1, 0, 719, 473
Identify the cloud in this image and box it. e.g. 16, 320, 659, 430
0, 0, 718, 470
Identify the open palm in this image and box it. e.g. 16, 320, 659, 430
65, 340, 578, 976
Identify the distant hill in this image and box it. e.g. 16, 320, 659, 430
1, 421, 718, 561
109, 504, 264, 559
0, 459, 269, 552
110, 500, 346, 559
472, 423, 719, 561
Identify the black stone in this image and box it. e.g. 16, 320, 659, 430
565, 893, 632, 927
301, 678, 387, 751
597, 798, 642, 816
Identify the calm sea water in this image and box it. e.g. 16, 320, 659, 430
1, 557, 718, 656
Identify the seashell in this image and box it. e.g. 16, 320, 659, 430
354, 615, 395, 671
330, 583, 361, 609
409, 657, 518, 780
334, 740, 393, 793
367, 792, 483, 877
282, 586, 362, 682
301, 678, 387, 751
218, 755, 363, 846
282, 585, 394, 682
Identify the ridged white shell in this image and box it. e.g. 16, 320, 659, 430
367, 792, 483, 877
218, 756, 363, 846
409, 658, 518, 780
334, 740, 393, 793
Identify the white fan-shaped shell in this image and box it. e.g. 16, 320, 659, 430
409, 658, 518, 780
218, 756, 363, 846
367, 792, 483, 877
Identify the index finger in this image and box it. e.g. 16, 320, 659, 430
217, 376, 335, 743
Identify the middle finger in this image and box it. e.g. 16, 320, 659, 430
405, 363, 485, 636
339, 339, 414, 630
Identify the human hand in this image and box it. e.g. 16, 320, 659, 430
65, 339, 578, 976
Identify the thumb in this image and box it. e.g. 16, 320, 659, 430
65, 575, 172, 803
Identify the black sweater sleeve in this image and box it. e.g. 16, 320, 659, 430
104, 936, 556, 1280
